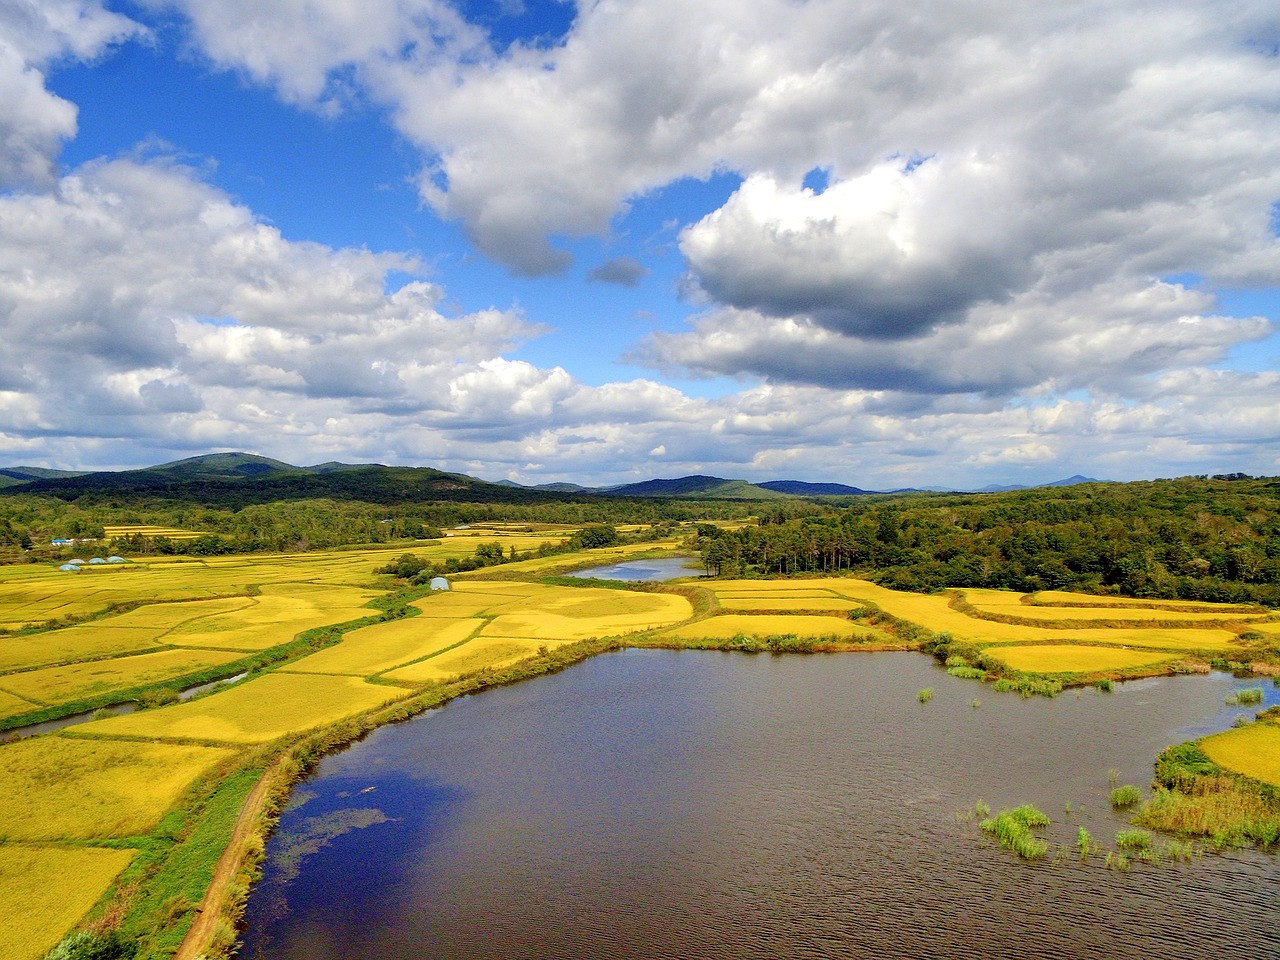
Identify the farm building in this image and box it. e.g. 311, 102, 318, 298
429, 577, 451, 591
58, 563, 81, 572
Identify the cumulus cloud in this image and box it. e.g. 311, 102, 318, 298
0, 0, 142, 188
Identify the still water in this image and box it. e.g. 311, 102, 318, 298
240, 651, 1279, 959
567, 557, 702, 582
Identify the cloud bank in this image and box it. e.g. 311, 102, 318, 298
0, 0, 1278, 486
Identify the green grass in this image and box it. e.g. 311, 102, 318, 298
979, 804, 1051, 859
1110, 784, 1143, 809
1226, 687, 1264, 706
917, 687, 934, 703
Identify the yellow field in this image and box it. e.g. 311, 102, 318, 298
74, 672, 410, 744
0, 648, 245, 706
282, 618, 482, 676
0, 689, 39, 720
984, 645, 1178, 674
961, 596, 1271, 625
0, 737, 237, 841
0, 845, 136, 960
479, 587, 691, 641
716, 596, 864, 611
102, 523, 202, 540
383, 637, 550, 683
0, 625, 166, 672
102, 596, 256, 629
1201, 723, 1280, 787
1032, 590, 1264, 612
162, 585, 377, 650
657, 614, 886, 642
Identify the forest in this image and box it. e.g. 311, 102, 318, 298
694, 475, 1280, 606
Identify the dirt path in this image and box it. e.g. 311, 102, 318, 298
175, 759, 284, 960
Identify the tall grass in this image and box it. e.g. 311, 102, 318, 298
1110, 784, 1142, 809
980, 804, 1051, 859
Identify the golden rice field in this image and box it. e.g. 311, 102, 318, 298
983, 645, 1178, 675
715, 596, 865, 612
696, 577, 1259, 675
383, 637, 552, 683
1032, 590, 1264, 612
478, 587, 692, 641
0, 845, 136, 960
0, 737, 236, 841
0, 689, 36, 721
102, 523, 203, 541
0, 648, 245, 706
657, 614, 891, 643
161, 585, 378, 651
75, 672, 411, 744
282, 617, 483, 677
1200, 722, 1280, 787
0, 625, 167, 673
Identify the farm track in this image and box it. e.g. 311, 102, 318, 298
175, 759, 282, 960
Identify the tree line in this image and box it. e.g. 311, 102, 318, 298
695, 476, 1280, 605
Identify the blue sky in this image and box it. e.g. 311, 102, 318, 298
1, 0, 1278, 488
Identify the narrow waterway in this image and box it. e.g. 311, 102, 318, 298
240, 650, 1279, 959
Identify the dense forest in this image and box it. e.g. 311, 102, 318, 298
695, 476, 1280, 606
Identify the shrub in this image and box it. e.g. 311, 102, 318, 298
44, 930, 136, 960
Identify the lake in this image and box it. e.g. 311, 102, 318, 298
240, 649, 1279, 959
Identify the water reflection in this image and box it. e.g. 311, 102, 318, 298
241, 651, 1279, 960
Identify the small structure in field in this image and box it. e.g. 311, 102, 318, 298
89, 557, 106, 564
106, 556, 126, 563
429, 577, 451, 591
58, 563, 81, 572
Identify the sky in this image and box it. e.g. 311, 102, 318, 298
1, 0, 1278, 490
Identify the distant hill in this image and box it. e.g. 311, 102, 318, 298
757, 480, 875, 496
151, 452, 297, 478
0, 465, 88, 483
603, 476, 788, 500
976, 475, 1101, 493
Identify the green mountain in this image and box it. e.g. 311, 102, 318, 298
602, 476, 789, 500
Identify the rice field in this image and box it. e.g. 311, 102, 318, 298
102, 523, 203, 541
716, 596, 864, 612
161, 585, 378, 651
983, 645, 1178, 675
1200, 722, 1280, 787
0, 737, 237, 841
0, 845, 137, 960
0, 648, 245, 706
657, 614, 890, 643
73, 672, 411, 744
0, 624, 167, 673
383, 637, 552, 683
282, 618, 483, 677
478, 587, 692, 641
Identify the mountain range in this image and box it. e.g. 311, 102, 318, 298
0, 452, 1101, 504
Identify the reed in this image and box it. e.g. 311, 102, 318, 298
980, 804, 1051, 859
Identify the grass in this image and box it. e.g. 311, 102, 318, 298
918, 687, 934, 703
714, 596, 864, 612
0, 736, 237, 841
1133, 741, 1280, 849
1225, 687, 1264, 706
979, 804, 1051, 859
1110, 784, 1143, 809
73, 673, 412, 744
0, 844, 137, 960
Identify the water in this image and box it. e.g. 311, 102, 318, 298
240, 651, 1279, 959
567, 557, 702, 582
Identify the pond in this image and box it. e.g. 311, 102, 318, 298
240, 650, 1279, 959
567, 556, 703, 582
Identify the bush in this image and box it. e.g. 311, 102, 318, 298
44, 930, 135, 960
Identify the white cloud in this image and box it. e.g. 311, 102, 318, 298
0, 0, 142, 188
